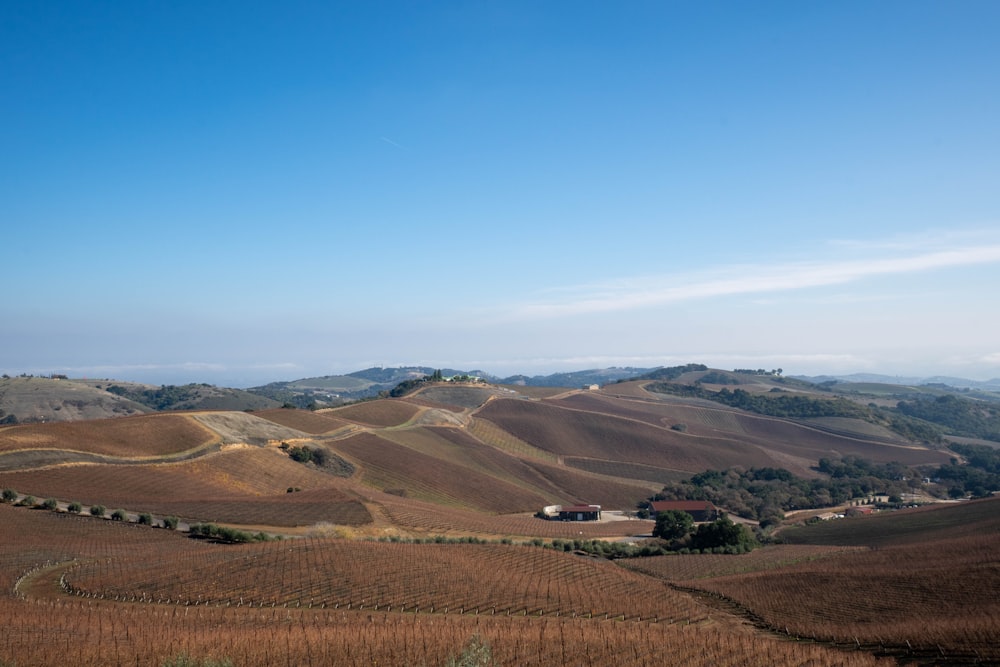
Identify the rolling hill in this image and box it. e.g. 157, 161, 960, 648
2, 368, 997, 666
0, 375, 280, 423
0, 374, 960, 535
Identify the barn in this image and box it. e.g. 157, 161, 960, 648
558, 504, 602, 521
649, 500, 719, 522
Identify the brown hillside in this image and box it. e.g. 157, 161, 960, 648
254, 408, 354, 434
0, 447, 370, 527
780, 495, 1000, 548
476, 398, 778, 473
427, 426, 654, 505
411, 385, 499, 409
67, 538, 699, 621
0, 413, 217, 458
554, 391, 951, 470
0, 505, 892, 667
690, 501, 1000, 661
333, 432, 550, 513
329, 399, 421, 426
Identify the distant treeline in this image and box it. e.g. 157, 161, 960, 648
629, 364, 708, 382
106, 383, 212, 411
936, 443, 1000, 498
897, 394, 1000, 442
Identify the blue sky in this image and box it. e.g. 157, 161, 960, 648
3, 1, 1000, 386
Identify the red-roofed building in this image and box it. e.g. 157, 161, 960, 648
649, 500, 719, 522
558, 504, 602, 521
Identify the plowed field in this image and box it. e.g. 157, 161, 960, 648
0, 414, 216, 457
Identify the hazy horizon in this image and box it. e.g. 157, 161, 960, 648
4, 3, 999, 388
6, 359, 1000, 391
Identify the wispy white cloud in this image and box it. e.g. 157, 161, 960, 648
379, 136, 406, 149
828, 227, 1000, 252
505, 240, 1000, 320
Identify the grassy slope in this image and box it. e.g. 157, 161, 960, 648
0, 376, 149, 422
0, 377, 280, 423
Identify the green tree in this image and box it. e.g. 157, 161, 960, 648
138, 512, 153, 526
42, 498, 58, 511
90, 504, 106, 517
162, 516, 179, 530
690, 516, 757, 552
2, 488, 18, 503
68, 501, 82, 514
111, 509, 127, 521
653, 510, 694, 540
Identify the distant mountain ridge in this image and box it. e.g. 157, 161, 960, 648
247, 366, 661, 407
793, 373, 1000, 391
6, 364, 1000, 424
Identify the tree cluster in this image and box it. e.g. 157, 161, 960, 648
649, 462, 916, 525
280, 442, 328, 466
631, 364, 708, 382
653, 511, 757, 554
933, 443, 1000, 497
106, 383, 208, 410
387, 369, 444, 397
897, 394, 1000, 442
188, 523, 276, 544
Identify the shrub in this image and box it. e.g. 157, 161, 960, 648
42, 498, 58, 511
67, 501, 82, 514
138, 512, 153, 525
19, 495, 36, 507
287, 446, 313, 463
90, 504, 106, 517
2, 489, 18, 504
111, 509, 127, 521
445, 634, 492, 667
162, 516, 179, 530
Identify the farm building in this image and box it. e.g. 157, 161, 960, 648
558, 504, 602, 521
649, 500, 719, 522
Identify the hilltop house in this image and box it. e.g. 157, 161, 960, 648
649, 500, 719, 522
